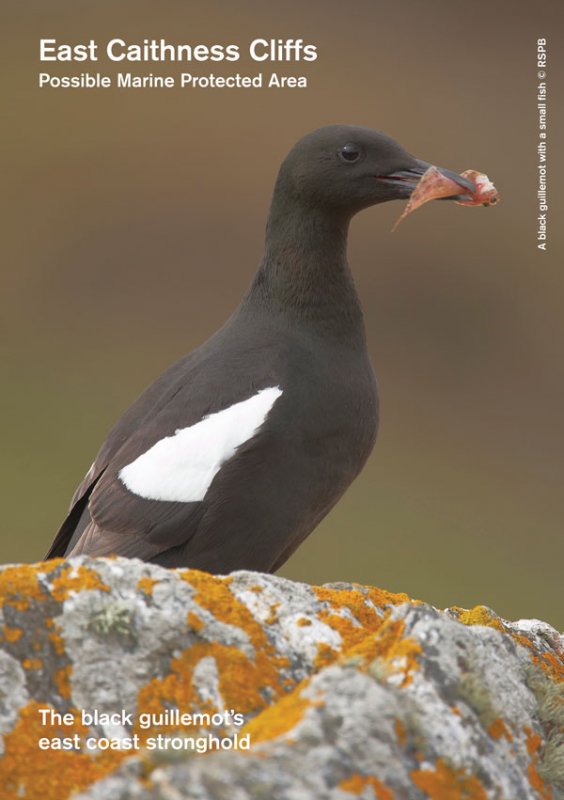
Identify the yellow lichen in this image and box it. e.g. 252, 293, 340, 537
50, 565, 110, 602
411, 757, 488, 799
0, 701, 124, 800
450, 606, 506, 633
339, 773, 393, 799
297, 617, 312, 627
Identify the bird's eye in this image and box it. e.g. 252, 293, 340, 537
339, 143, 362, 163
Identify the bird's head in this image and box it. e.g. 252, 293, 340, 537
277, 124, 475, 216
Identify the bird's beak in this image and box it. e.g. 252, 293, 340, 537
377, 159, 476, 201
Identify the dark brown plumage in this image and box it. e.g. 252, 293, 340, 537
46, 125, 473, 572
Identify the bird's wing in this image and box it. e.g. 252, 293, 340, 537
45, 356, 189, 558
61, 379, 285, 560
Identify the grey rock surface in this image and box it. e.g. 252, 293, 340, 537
0, 557, 561, 799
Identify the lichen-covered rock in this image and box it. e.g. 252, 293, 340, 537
0, 558, 562, 799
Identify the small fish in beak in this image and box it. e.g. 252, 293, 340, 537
456, 170, 499, 206
392, 166, 499, 231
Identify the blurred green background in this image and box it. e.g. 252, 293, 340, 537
2, 0, 563, 627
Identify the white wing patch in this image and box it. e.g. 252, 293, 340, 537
118, 386, 283, 502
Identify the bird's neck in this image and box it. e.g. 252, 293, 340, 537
244, 184, 365, 342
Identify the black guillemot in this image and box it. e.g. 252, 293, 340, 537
46, 125, 474, 572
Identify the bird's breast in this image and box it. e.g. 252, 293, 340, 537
279, 345, 379, 480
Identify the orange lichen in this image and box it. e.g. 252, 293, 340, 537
250, 585, 264, 593
363, 585, 414, 608
187, 611, 205, 632
311, 585, 416, 668
48, 624, 66, 656
55, 665, 72, 698
314, 643, 337, 670
2, 626, 23, 643
524, 727, 552, 798
451, 606, 563, 685
0, 564, 49, 611
411, 758, 488, 799
133, 571, 294, 745
525, 728, 542, 757
315, 586, 389, 629
312, 588, 387, 664
487, 718, 513, 741
531, 651, 564, 684
0, 701, 124, 800
395, 717, 407, 746
137, 576, 158, 597
506, 630, 564, 684
265, 602, 280, 625
137, 642, 266, 723
50, 565, 110, 602
528, 762, 551, 799
182, 570, 288, 686
349, 616, 422, 686
243, 685, 313, 744
22, 658, 43, 671
136, 638, 285, 745
339, 774, 393, 799
4, 565, 556, 800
